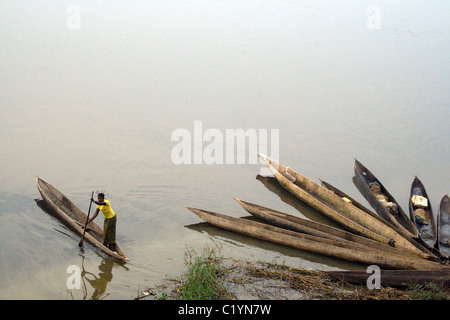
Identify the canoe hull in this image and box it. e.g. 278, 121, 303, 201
36, 177, 129, 261
437, 195, 450, 258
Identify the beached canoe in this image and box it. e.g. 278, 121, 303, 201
36, 177, 129, 261
409, 177, 437, 250
326, 270, 450, 288
353, 159, 418, 238
186, 207, 444, 270
233, 198, 424, 260
258, 154, 433, 259
320, 180, 377, 218
320, 180, 434, 253
437, 195, 450, 258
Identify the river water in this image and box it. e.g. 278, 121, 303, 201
0, 1, 449, 299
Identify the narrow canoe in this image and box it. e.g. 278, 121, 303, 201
233, 198, 426, 260
258, 154, 433, 259
326, 270, 450, 288
320, 180, 377, 218
353, 159, 418, 238
409, 177, 437, 250
186, 207, 444, 270
437, 195, 450, 258
36, 177, 129, 261
320, 179, 434, 257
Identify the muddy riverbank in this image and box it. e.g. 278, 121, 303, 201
137, 245, 450, 300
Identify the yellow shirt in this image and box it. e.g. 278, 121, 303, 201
97, 200, 116, 219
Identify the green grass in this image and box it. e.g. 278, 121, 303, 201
408, 282, 448, 300
168, 244, 234, 300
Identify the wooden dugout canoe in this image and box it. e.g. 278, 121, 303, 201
36, 177, 129, 261
320, 180, 435, 258
409, 177, 437, 250
326, 270, 450, 288
353, 159, 418, 238
258, 154, 433, 259
186, 207, 444, 270
437, 195, 450, 258
233, 198, 424, 260
320, 180, 377, 218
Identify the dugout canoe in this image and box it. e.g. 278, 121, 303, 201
326, 270, 450, 288
323, 178, 437, 261
320, 180, 377, 218
320, 180, 433, 254
258, 154, 433, 259
437, 195, 450, 258
233, 198, 423, 260
36, 177, 129, 261
353, 159, 418, 238
186, 207, 444, 270
409, 177, 437, 250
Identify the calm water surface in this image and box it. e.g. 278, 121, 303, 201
0, 1, 449, 299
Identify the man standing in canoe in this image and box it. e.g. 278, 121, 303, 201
88, 193, 117, 252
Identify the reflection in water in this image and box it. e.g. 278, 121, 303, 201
69, 254, 129, 300
80, 256, 114, 300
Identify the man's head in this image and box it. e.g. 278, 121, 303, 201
98, 193, 105, 202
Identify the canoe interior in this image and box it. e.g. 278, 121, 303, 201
41, 181, 87, 224
438, 195, 450, 257
409, 177, 437, 249
36, 177, 128, 261
318, 179, 408, 234
353, 159, 418, 237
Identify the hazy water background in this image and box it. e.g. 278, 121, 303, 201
0, 1, 449, 299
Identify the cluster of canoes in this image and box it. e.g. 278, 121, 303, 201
35, 155, 449, 277
187, 155, 450, 275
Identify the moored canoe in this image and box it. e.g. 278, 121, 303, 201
353, 159, 418, 238
233, 197, 425, 260
258, 154, 434, 259
320, 180, 436, 258
186, 207, 445, 270
409, 177, 438, 251
437, 195, 450, 258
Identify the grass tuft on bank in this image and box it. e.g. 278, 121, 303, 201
169, 244, 234, 300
